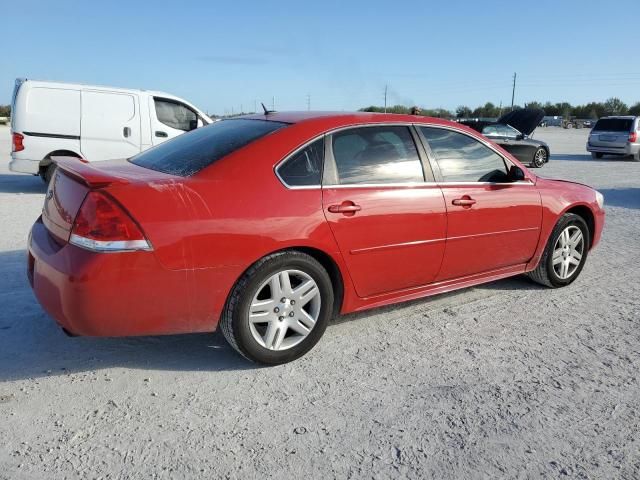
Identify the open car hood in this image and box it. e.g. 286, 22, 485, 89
497, 108, 545, 136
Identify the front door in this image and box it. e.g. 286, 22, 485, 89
322, 125, 447, 298
418, 125, 542, 281
150, 97, 202, 146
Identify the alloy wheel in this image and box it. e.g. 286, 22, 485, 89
248, 269, 321, 351
552, 225, 584, 280
534, 148, 547, 167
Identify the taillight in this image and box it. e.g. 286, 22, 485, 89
70, 191, 152, 252
629, 131, 638, 143
12, 132, 24, 152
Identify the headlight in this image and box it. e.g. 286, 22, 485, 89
595, 190, 604, 209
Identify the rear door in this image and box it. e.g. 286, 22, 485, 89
418, 126, 542, 281
80, 90, 141, 161
322, 125, 447, 298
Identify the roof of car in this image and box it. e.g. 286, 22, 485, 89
241, 110, 457, 127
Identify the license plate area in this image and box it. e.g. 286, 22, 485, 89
599, 135, 616, 142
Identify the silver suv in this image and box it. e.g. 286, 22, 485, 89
587, 116, 640, 161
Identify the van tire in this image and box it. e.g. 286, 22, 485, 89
40, 164, 57, 184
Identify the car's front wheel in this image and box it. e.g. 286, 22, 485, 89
591, 152, 603, 159
528, 213, 590, 288
220, 251, 334, 364
531, 147, 547, 168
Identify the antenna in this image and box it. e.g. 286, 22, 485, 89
261, 103, 276, 115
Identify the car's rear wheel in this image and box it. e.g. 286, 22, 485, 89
591, 152, 603, 159
532, 147, 547, 168
220, 251, 334, 364
527, 213, 590, 288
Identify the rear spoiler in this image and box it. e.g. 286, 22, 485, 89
51, 157, 130, 188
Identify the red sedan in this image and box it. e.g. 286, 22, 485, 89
28, 112, 605, 364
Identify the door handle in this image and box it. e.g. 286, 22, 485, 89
123, 127, 131, 138
155, 131, 168, 138
452, 196, 476, 207
328, 202, 362, 216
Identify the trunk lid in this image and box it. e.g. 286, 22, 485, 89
42, 157, 177, 243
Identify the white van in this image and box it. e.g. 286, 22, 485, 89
9, 79, 212, 181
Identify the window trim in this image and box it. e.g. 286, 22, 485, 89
153, 96, 199, 132
415, 124, 534, 186
274, 135, 326, 189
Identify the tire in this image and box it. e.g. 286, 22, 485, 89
220, 251, 334, 365
527, 213, 590, 288
40, 164, 57, 184
591, 152, 603, 159
532, 147, 548, 168
632, 152, 640, 162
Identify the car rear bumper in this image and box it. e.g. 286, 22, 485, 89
587, 142, 640, 156
28, 217, 233, 337
9, 155, 40, 174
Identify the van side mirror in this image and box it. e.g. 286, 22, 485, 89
508, 165, 526, 182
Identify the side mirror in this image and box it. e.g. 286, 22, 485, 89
516, 133, 525, 140
508, 165, 526, 182
189, 119, 198, 131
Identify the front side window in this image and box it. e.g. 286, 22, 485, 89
130, 119, 287, 176
482, 124, 519, 139
420, 126, 509, 183
277, 138, 324, 186
154, 98, 198, 131
329, 126, 424, 185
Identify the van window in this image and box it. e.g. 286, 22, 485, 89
154, 98, 198, 131
593, 118, 634, 132
130, 119, 287, 176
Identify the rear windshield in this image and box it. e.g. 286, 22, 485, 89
593, 118, 634, 132
130, 119, 288, 176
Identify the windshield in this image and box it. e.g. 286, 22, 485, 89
130, 119, 288, 176
593, 118, 634, 132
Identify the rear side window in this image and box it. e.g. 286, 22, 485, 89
420, 126, 509, 183
328, 126, 424, 185
154, 98, 198, 131
130, 119, 287, 176
277, 138, 324, 186
593, 118, 634, 132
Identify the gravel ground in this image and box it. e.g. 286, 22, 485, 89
0, 126, 638, 479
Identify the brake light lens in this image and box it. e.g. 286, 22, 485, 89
12, 132, 24, 152
629, 131, 638, 143
70, 191, 152, 252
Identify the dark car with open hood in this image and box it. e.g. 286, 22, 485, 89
462, 109, 550, 168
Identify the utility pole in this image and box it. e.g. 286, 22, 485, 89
306, 94, 311, 111
498, 100, 503, 117
384, 85, 388, 113
272, 96, 275, 111
511, 72, 517, 111
240, 104, 243, 115
254, 100, 257, 113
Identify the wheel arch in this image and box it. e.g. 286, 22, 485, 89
226, 246, 346, 318
39, 149, 82, 173
564, 204, 595, 248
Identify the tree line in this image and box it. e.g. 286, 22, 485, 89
2, 97, 640, 120
361, 97, 640, 119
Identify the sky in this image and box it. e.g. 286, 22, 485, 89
2, 0, 640, 115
